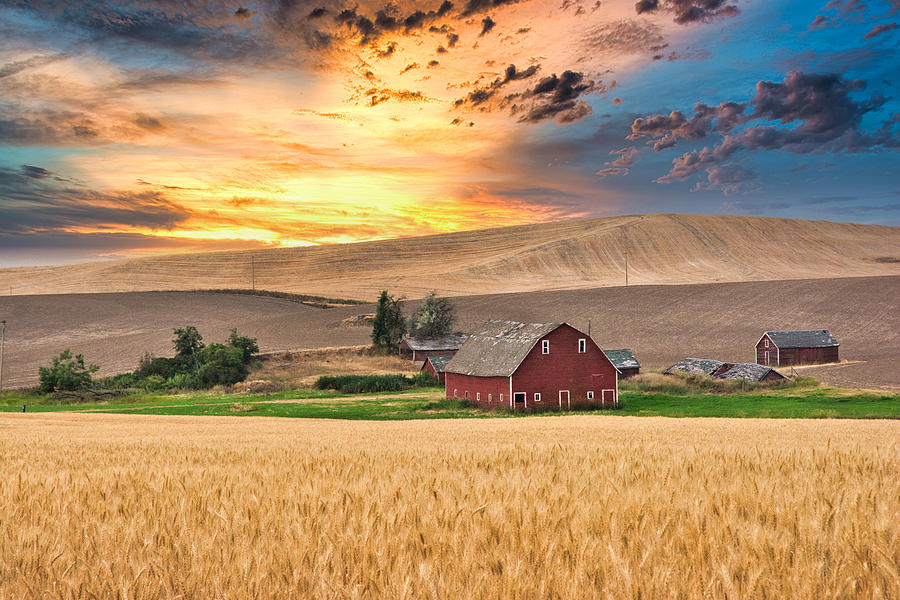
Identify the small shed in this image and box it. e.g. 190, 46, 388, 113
604, 349, 640, 378
421, 355, 452, 384
756, 330, 839, 366
399, 333, 469, 361
717, 363, 786, 382
664, 358, 733, 377
444, 320, 619, 410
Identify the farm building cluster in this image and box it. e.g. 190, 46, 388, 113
400, 325, 839, 411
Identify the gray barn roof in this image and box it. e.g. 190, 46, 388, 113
664, 358, 729, 376
445, 320, 564, 377
402, 333, 469, 351
763, 329, 839, 348
605, 349, 640, 370
424, 355, 452, 373
717, 363, 785, 382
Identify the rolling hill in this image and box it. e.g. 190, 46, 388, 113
2, 214, 898, 300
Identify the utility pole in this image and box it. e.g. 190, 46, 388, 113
0, 320, 6, 397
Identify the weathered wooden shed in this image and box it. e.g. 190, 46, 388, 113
399, 333, 468, 362
421, 355, 451, 384
716, 363, 786, 382
664, 358, 733, 377
444, 320, 619, 410
604, 349, 640, 378
756, 330, 839, 366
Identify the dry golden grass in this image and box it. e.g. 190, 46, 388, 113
2, 214, 898, 299
1, 413, 897, 599
252, 346, 422, 389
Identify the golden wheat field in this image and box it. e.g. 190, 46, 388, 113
1, 414, 898, 599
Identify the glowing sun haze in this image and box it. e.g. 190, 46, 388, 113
1, 0, 898, 266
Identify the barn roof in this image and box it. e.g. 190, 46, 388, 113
424, 355, 452, 373
664, 358, 729, 376
605, 349, 640, 370
717, 363, 785, 382
402, 333, 469, 351
445, 320, 565, 377
762, 329, 838, 348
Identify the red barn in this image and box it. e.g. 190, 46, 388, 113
399, 333, 468, 362
756, 330, 839, 366
444, 320, 619, 410
421, 355, 451, 384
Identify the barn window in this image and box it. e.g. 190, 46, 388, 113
453, 389, 457, 398
476, 392, 481, 401
578, 338, 586, 353
534, 393, 542, 402
499, 394, 503, 403
764, 338, 769, 348
514, 392, 526, 403
488, 393, 492, 402
587, 391, 594, 400
465, 391, 469, 399
542, 340, 549, 354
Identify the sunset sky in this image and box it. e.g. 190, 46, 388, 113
1, 0, 899, 266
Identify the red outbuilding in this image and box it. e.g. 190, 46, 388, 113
756, 330, 839, 366
421, 355, 451, 384
444, 320, 619, 410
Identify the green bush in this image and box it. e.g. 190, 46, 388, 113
38, 349, 99, 393
139, 374, 167, 392
166, 372, 198, 390
315, 373, 438, 394
197, 344, 248, 388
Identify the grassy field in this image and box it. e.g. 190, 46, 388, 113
1, 413, 897, 599
2, 383, 897, 419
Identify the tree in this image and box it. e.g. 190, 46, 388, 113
408, 291, 455, 338
228, 329, 259, 364
371, 290, 407, 349
38, 349, 99, 393
173, 326, 204, 357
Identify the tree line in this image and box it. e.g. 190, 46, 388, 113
38, 327, 259, 394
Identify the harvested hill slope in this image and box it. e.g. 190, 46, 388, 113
2, 214, 898, 299
2, 276, 896, 389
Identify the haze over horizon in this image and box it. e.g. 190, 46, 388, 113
1, 0, 899, 267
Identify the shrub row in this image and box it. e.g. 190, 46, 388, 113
315, 373, 438, 394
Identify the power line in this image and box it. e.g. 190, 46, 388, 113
0, 320, 6, 397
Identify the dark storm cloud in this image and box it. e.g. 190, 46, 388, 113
455, 65, 598, 125
631, 71, 898, 191
480, 16, 496, 36
454, 63, 540, 107
459, 0, 523, 17
634, 0, 740, 24
512, 71, 598, 124
862, 22, 899, 39
296, 1, 462, 48
0, 165, 192, 235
